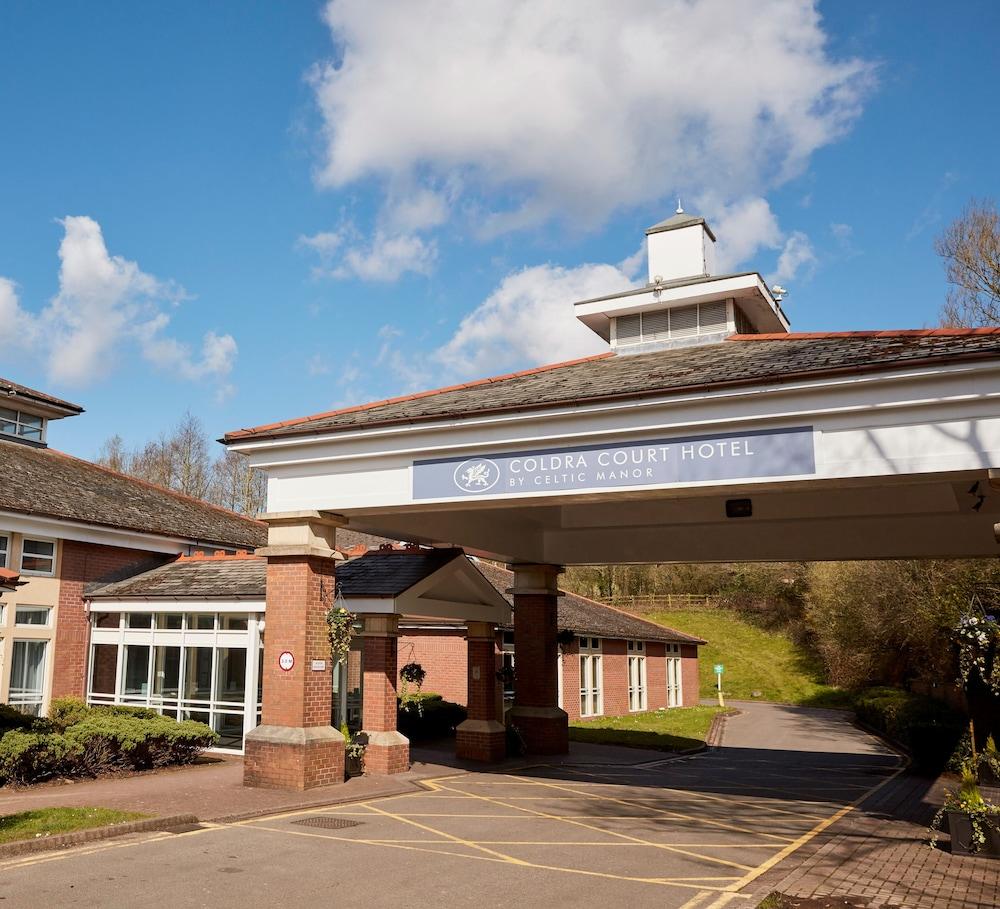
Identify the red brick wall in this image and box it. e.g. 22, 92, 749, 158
646, 642, 668, 710
260, 555, 336, 728
599, 639, 629, 716
53, 541, 170, 699
361, 633, 398, 732
398, 630, 467, 704
512, 593, 559, 708
681, 644, 701, 706
561, 639, 580, 721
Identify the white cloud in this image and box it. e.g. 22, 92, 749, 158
770, 230, 817, 284
334, 230, 437, 281
307, 0, 873, 274
434, 263, 632, 378
1, 216, 238, 392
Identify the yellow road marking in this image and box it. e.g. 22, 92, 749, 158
725, 763, 907, 893
503, 774, 796, 844
433, 780, 758, 872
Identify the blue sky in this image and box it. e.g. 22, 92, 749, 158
1, 0, 997, 459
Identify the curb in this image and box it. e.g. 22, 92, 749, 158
706, 707, 741, 748
0, 814, 199, 860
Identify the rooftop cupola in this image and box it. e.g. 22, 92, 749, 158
645, 203, 716, 284
573, 207, 790, 353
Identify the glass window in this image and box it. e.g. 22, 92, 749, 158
0, 408, 45, 441
123, 645, 150, 696
10, 640, 47, 716
89, 644, 118, 696
156, 614, 183, 630
0, 534, 8, 568
628, 654, 647, 711
126, 613, 153, 629
184, 647, 213, 700
220, 615, 248, 631
215, 648, 247, 703
15, 606, 50, 626
94, 612, 121, 629
213, 713, 244, 750
188, 614, 215, 631
152, 646, 181, 699
578, 638, 602, 717
20, 539, 55, 575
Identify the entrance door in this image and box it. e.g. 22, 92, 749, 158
331, 642, 363, 731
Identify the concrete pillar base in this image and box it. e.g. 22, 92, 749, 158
243, 725, 345, 790
456, 719, 507, 762
362, 730, 410, 775
507, 706, 569, 754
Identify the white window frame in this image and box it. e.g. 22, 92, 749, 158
0, 532, 8, 568
14, 605, 52, 627
666, 643, 683, 708
578, 636, 603, 718
87, 608, 263, 753
0, 407, 46, 443
627, 640, 647, 711
19, 536, 56, 577
9, 639, 48, 716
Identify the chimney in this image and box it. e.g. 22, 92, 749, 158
645, 204, 716, 284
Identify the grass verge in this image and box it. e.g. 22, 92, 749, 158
647, 608, 853, 709
569, 705, 725, 751
0, 807, 147, 845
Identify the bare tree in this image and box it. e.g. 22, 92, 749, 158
937, 197, 1000, 327
95, 413, 266, 516
212, 450, 267, 517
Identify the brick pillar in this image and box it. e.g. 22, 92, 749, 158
360, 614, 409, 774
243, 511, 346, 790
456, 622, 506, 762
507, 563, 568, 754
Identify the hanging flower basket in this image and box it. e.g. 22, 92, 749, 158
326, 605, 357, 664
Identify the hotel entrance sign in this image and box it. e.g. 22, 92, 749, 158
413, 426, 815, 500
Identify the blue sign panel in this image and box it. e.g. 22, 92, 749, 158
412, 426, 815, 500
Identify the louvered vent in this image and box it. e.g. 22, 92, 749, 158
616, 313, 642, 344
643, 309, 670, 340
670, 305, 698, 338
699, 300, 727, 331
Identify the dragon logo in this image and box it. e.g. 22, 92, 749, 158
453, 458, 500, 493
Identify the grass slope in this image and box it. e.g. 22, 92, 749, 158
0, 807, 146, 845
570, 705, 723, 751
648, 607, 851, 708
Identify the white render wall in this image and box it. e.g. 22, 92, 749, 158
232, 358, 1000, 563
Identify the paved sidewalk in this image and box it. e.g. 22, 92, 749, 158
740, 728, 1000, 908
0, 754, 448, 823
0, 740, 678, 824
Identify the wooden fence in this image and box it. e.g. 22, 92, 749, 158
600, 593, 717, 613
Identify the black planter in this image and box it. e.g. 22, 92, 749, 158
946, 810, 1000, 858
345, 752, 365, 779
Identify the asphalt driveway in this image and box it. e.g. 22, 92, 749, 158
0, 704, 901, 908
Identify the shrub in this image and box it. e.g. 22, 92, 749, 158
0, 731, 83, 785
854, 686, 965, 771
49, 697, 93, 731
0, 705, 36, 737
65, 714, 217, 770
396, 693, 466, 741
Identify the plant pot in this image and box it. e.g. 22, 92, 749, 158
345, 752, 365, 779
946, 810, 1000, 858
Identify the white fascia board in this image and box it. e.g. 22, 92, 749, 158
232, 359, 1000, 470
87, 598, 265, 613
574, 274, 788, 336
0, 511, 193, 554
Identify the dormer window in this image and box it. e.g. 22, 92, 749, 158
0, 407, 45, 443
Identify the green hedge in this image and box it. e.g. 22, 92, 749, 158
397, 693, 467, 742
0, 698, 218, 786
854, 686, 965, 771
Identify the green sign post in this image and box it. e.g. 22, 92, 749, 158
714, 664, 724, 707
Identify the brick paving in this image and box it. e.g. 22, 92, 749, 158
748, 772, 1000, 908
